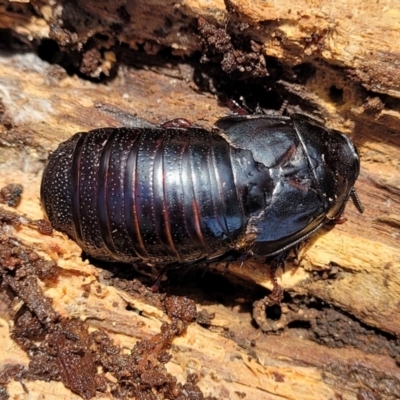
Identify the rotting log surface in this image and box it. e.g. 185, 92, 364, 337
0, 1, 399, 399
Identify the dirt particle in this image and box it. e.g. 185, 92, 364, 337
0, 184, 23, 208
164, 295, 197, 322
80, 47, 103, 76
196, 309, 215, 327
272, 371, 285, 382
35, 219, 53, 235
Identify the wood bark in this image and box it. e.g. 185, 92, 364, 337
0, 1, 399, 399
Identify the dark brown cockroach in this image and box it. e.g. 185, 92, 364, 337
41, 114, 363, 270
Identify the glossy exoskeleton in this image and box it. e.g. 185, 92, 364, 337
40, 113, 362, 268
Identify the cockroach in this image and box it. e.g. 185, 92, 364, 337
41, 113, 363, 276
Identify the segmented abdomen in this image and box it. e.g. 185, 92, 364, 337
41, 127, 247, 264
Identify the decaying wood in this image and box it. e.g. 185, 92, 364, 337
0, 1, 399, 399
